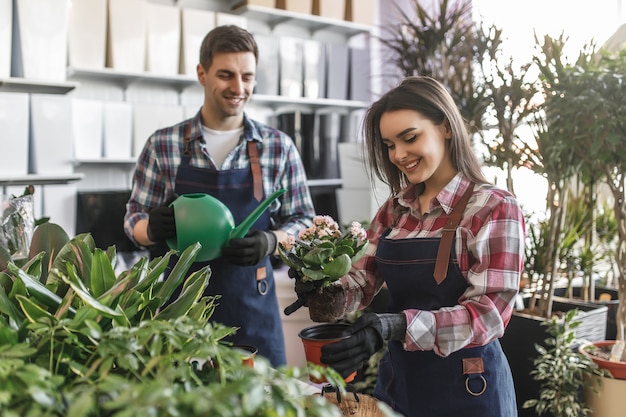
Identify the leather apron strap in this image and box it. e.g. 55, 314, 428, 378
433, 183, 475, 285
247, 141, 263, 202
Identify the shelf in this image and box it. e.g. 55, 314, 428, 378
307, 178, 343, 187
231, 4, 372, 37
0, 77, 78, 94
0, 173, 84, 186
252, 94, 368, 110
66, 67, 198, 89
74, 158, 136, 166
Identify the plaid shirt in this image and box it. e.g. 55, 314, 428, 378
342, 173, 525, 357
124, 111, 315, 246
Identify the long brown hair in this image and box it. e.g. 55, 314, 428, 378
363, 76, 488, 195
199, 25, 259, 70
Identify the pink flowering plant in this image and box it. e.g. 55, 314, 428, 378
278, 215, 368, 287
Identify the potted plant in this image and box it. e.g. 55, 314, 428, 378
0, 221, 353, 416
523, 309, 607, 417
278, 215, 368, 322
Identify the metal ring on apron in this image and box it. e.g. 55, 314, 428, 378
257, 279, 268, 295
465, 374, 487, 396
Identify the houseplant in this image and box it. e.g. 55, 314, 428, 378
278, 215, 368, 322
0, 221, 349, 416
523, 309, 607, 417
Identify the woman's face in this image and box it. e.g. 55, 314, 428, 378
379, 109, 455, 187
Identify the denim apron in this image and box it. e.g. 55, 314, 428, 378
168, 122, 286, 367
373, 185, 517, 416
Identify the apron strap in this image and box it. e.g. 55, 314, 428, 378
182, 123, 192, 157
433, 183, 475, 284
247, 141, 263, 202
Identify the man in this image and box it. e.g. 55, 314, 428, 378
124, 25, 315, 367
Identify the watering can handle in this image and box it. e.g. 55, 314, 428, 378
230, 189, 286, 239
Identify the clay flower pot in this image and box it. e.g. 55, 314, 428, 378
298, 322, 356, 383
579, 340, 626, 379
232, 344, 258, 368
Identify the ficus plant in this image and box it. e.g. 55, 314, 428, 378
0, 222, 347, 416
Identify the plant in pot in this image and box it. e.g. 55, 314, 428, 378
523, 309, 608, 417
0, 221, 349, 416
278, 215, 368, 323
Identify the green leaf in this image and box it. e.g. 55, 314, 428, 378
302, 245, 334, 267
89, 249, 117, 298
157, 268, 210, 320
15, 295, 54, 323
154, 243, 200, 305
28, 222, 70, 281
0, 285, 24, 325
61, 270, 122, 317
8, 263, 66, 312
323, 253, 352, 279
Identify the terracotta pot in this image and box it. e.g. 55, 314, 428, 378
579, 340, 626, 379
232, 344, 258, 368
298, 322, 356, 383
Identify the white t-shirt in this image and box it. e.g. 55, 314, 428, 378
201, 125, 244, 168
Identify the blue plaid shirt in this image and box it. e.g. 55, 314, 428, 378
124, 110, 315, 246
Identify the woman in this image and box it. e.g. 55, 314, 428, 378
318, 76, 525, 416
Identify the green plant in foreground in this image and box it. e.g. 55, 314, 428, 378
0, 222, 348, 416
523, 309, 608, 417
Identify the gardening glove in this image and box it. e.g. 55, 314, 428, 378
320, 312, 405, 379
147, 194, 178, 243
222, 229, 277, 266
283, 268, 316, 315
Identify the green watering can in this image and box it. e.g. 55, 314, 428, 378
166, 188, 286, 262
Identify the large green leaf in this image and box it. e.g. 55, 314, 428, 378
61, 264, 121, 318
89, 249, 116, 298
154, 243, 200, 306
15, 295, 54, 323
157, 267, 210, 320
8, 263, 67, 313
323, 253, 352, 279
0, 285, 24, 325
27, 222, 70, 281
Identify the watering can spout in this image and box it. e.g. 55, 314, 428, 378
230, 188, 286, 239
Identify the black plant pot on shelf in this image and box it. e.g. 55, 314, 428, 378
500, 296, 608, 417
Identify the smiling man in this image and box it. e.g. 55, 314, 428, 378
124, 25, 315, 367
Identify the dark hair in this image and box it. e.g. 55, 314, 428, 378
199, 25, 259, 70
363, 76, 488, 195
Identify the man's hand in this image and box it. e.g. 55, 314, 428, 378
147, 195, 178, 243
222, 229, 277, 266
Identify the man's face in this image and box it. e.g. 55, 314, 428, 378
198, 51, 256, 127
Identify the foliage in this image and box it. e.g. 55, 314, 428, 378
0, 223, 345, 416
523, 309, 607, 417
278, 215, 368, 287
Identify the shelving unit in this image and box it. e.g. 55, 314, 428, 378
0, 174, 84, 194
231, 4, 372, 36
0, 77, 77, 95
0, 77, 82, 188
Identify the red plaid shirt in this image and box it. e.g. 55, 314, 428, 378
341, 174, 525, 357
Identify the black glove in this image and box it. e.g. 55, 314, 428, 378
320, 313, 385, 379
222, 229, 277, 266
147, 194, 178, 243
283, 268, 316, 315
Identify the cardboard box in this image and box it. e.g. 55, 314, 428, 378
345, 0, 376, 26
312, 0, 345, 20
278, 37, 303, 98
276, 0, 312, 15
180, 8, 215, 76
349, 47, 371, 102
325, 43, 349, 100
0, 92, 29, 176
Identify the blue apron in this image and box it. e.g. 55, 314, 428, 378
372, 189, 517, 416
168, 122, 286, 367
